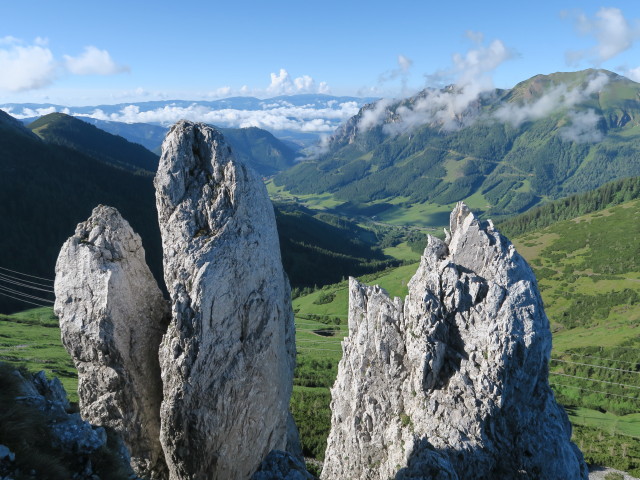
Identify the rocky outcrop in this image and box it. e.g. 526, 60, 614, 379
322, 203, 588, 480
251, 450, 315, 480
154, 120, 297, 479
54, 205, 169, 479
0, 364, 136, 480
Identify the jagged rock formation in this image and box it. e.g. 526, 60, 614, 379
0, 364, 137, 480
54, 205, 169, 479
154, 120, 297, 479
322, 203, 588, 480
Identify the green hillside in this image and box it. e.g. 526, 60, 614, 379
2, 189, 639, 472
275, 203, 399, 288
0, 109, 163, 314
219, 126, 299, 176
80, 117, 300, 175
0, 109, 397, 312
274, 69, 640, 226
289, 198, 640, 471
499, 175, 640, 237
28, 113, 160, 173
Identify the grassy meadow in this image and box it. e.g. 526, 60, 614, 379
0, 200, 639, 473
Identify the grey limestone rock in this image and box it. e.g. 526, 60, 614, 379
251, 450, 315, 480
154, 120, 297, 479
54, 205, 169, 479
322, 202, 588, 480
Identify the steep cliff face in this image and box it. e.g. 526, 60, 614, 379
322, 203, 588, 480
154, 120, 297, 479
54, 205, 169, 479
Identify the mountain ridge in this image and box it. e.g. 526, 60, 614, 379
274, 69, 640, 225
28, 112, 160, 173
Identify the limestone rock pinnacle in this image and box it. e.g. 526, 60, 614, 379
54, 205, 169, 479
154, 120, 297, 479
322, 202, 588, 480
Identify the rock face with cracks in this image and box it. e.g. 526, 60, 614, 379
54, 205, 169, 479
154, 120, 297, 479
322, 203, 588, 480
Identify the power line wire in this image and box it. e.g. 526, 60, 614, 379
550, 358, 640, 375
296, 340, 342, 344
296, 347, 343, 352
549, 372, 640, 390
0, 285, 54, 304
0, 266, 53, 282
0, 276, 55, 294
0, 271, 55, 289
0, 291, 53, 309
550, 382, 640, 402
555, 351, 639, 366
295, 322, 344, 328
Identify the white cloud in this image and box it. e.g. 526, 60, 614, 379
205, 86, 232, 98
266, 68, 330, 95
358, 98, 394, 131
559, 109, 603, 143
49, 99, 362, 134
0, 36, 22, 46
494, 72, 609, 126
362, 37, 513, 135
16, 106, 58, 117
398, 55, 412, 73
379, 54, 414, 89
318, 81, 331, 94
0, 41, 57, 91
452, 39, 513, 86
626, 66, 640, 83
294, 75, 314, 91
64, 46, 129, 75
465, 30, 484, 44
564, 7, 640, 65
0, 38, 128, 93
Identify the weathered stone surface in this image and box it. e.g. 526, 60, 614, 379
54, 205, 169, 479
251, 450, 315, 480
155, 120, 297, 479
322, 202, 588, 480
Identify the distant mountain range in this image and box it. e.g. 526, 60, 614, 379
1, 94, 376, 147
275, 69, 640, 224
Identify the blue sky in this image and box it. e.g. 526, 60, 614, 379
2, 1, 640, 105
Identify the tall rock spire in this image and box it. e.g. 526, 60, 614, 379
322, 202, 588, 480
154, 120, 297, 479
54, 205, 169, 479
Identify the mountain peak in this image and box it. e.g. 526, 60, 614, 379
27, 112, 159, 173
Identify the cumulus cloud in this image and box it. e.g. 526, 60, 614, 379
564, 7, 640, 65
0, 37, 56, 91
44, 99, 362, 134
266, 68, 330, 95
360, 37, 514, 135
318, 81, 331, 94
0, 38, 128, 92
64, 46, 129, 75
494, 72, 609, 126
559, 109, 603, 143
